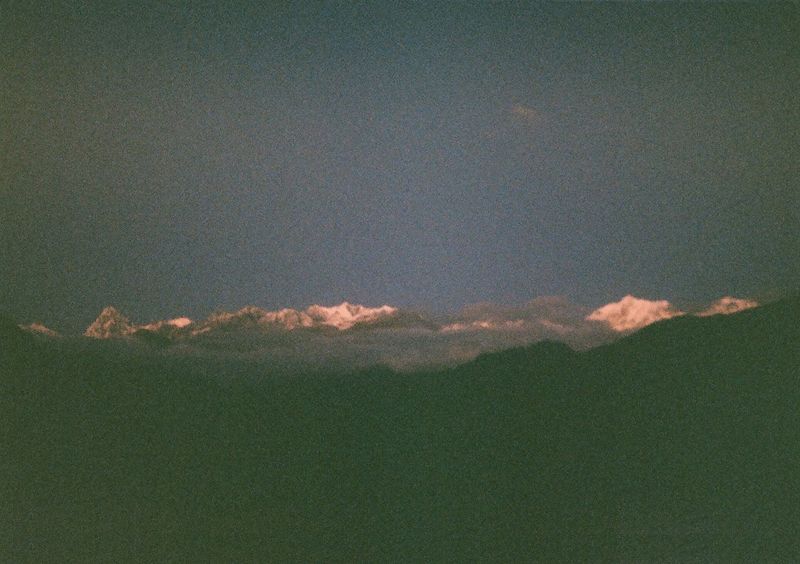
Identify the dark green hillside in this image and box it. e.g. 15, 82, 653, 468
2, 299, 798, 561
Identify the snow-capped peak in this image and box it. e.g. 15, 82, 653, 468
697, 296, 758, 317
305, 302, 398, 330
139, 317, 194, 332
85, 306, 135, 338
586, 295, 684, 332
195, 306, 314, 332
167, 317, 192, 328
85, 307, 194, 338
83, 302, 413, 339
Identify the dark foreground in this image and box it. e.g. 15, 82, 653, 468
2, 298, 799, 561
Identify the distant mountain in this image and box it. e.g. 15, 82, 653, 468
305, 302, 399, 329
19, 322, 60, 337
84, 306, 135, 338
696, 295, 759, 316
84, 306, 192, 344
0, 314, 33, 348
83, 302, 418, 340
584, 294, 761, 332
586, 294, 684, 331
189, 305, 317, 335
79, 295, 760, 353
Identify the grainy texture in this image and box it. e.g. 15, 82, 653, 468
2, 298, 798, 561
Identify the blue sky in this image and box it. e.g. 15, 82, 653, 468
2, 3, 798, 331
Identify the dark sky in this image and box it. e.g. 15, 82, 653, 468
2, 2, 798, 332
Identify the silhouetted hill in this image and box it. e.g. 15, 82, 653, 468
0, 314, 34, 359
471, 339, 576, 369
0, 314, 27, 340
1, 298, 798, 561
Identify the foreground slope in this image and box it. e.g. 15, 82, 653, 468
1, 297, 798, 561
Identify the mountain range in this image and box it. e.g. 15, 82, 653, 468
6, 295, 763, 371
80, 302, 433, 340
22, 294, 760, 343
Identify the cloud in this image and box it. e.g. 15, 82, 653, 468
696, 296, 758, 317
439, 296, 614, 350
511, 103, 538, 121
586, 295, 684, 332
442, 319, 527, 332
457, 296, 586, 324
537, 319, 572, 334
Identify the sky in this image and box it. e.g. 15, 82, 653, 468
2, 2, 798, 332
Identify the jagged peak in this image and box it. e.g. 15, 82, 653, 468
85, 306, 134, 338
